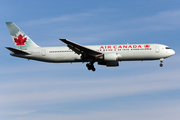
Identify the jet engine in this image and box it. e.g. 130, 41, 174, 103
103, 53, 119, 61
97, 53, 120, 67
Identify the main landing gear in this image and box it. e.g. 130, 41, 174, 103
159, 58, 164, 67
86, 62, 96, 71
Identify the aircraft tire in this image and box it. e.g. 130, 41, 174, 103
92, 67, 96, 71
160, 64, 163, 67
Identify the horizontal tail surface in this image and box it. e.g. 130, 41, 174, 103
6, 47, 31, 55
6, 22, 39, 50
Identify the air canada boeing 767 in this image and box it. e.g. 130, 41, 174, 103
6, 22, 175, 71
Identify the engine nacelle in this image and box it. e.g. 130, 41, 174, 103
104, 53, 119, 61
98, 61, 119, 67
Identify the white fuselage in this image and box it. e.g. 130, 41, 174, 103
6, 22, 175, 71
11, 43, 175, 63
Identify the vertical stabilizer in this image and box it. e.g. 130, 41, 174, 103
6, 22, 39, 50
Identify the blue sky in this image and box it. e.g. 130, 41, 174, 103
0, 0, 180, 120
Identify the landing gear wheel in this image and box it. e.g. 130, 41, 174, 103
92, 67, 96, 71
160, 63, 163, 67
86, 62, 96, 71
86, 64, 91, 70
159, 58, 164, 67
86, 64, 90, 68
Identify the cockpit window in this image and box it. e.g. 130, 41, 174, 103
166, 47, 171, 49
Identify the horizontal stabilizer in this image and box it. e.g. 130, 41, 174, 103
6, 47, 31, 55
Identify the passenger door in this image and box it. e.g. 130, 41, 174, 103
155, 46, 159, 53
41, 49, 46, 56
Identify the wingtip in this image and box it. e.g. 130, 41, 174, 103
59, 38, 67, 41
5, 47, 11, 49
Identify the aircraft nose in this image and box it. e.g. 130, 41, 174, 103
171, 49, 175, 55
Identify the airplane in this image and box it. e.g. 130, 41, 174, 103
6, 22, 175, 71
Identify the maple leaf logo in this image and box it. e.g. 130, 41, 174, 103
14, 34, 27, 49
144, 45, 150, 48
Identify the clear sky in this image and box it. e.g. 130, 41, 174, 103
0, 0, 180, 120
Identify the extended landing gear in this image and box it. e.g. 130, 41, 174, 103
86, 62, 96, 71
160, 63, 163, 67
159, 58, 164, 67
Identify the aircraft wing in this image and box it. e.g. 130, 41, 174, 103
59, 39, 103, 57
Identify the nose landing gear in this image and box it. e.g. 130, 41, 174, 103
86, 62, 96, 71
159, 58, 164, 67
